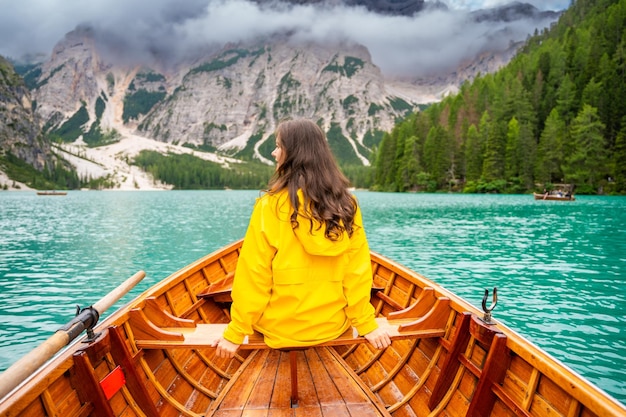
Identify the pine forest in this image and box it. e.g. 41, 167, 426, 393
373, 0, 626, 195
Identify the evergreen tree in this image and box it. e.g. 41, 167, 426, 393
563, 105, 607, 192
374, 131, 398, 190
581, 76, 603, 110
424, 126, 453, 187
599, 36, 626, 144
464, 124, 482, 182
535, 108, 566, 184
481, 116, 505, 182
397, 135, 422, 191
505, 117, 521, 180
612, 117, 626, 193
556, 74, 578, 123
518, 121, 537, 190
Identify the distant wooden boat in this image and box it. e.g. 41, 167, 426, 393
534, 192, 575, 201
36, 190, 67, 196
1, 239, 624, 416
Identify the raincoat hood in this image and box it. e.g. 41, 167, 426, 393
290, 190, 351, 257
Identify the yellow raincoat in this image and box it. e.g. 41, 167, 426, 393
223, 189, 378, 348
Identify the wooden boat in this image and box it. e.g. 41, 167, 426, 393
533, 192, 575, 201
36, 190, 67, 196
1, 239, 624, 417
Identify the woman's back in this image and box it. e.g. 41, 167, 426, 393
214, 119, 392, 358
226, 189, 375, 348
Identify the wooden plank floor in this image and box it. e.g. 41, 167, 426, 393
212, 347, 391, 417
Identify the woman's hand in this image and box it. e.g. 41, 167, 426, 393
211, 337, 240, 359
364, 327, 392, 350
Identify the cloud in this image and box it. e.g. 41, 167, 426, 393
0, 0, 563, 76
445, 0, 568, 11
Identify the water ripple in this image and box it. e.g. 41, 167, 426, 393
1, 191, 625, 405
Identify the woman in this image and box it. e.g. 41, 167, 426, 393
213, 119, 391, 358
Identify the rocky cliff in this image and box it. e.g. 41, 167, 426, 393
0, 56, 54, 189
32, 29, 425, 166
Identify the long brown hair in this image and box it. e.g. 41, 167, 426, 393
268, 119, 357, 240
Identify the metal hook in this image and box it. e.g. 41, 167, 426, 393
481, 287, 497, 323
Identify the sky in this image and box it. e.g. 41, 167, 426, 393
0, 0, 570, 77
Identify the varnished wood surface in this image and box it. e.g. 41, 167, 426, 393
1, 239, 626, 417
208, 348, 391, 416
134, 317, 446, 350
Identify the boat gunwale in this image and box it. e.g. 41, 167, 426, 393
0, 241, 242, 413
371, 250, 626, 416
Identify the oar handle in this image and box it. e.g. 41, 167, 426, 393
93, 270, 146, 314
0, 270, 146, 400
0, 332, 70, 401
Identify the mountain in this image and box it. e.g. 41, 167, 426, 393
2, 1, 563, 190
28, 26, 432, 171
33, 28, 426, 150
132, 41, 420, 163
12, 26, 426, 189
253, 0, 429, 15
470, 1, 561, 22
0, 56, 55, 190
254, 0, 560, 19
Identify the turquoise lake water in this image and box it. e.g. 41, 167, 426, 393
0, 190, 624, 405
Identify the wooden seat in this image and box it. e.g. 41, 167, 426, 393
132, 316, 447, 350
130, 296, 450, 350
197, 271, 234, 303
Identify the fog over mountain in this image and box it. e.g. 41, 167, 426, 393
0, 0, 565, 78
0, 0, 568, 190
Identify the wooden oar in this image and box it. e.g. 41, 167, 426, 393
0, 270, 146, 399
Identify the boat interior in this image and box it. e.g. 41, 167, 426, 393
1, 240, 624, 417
